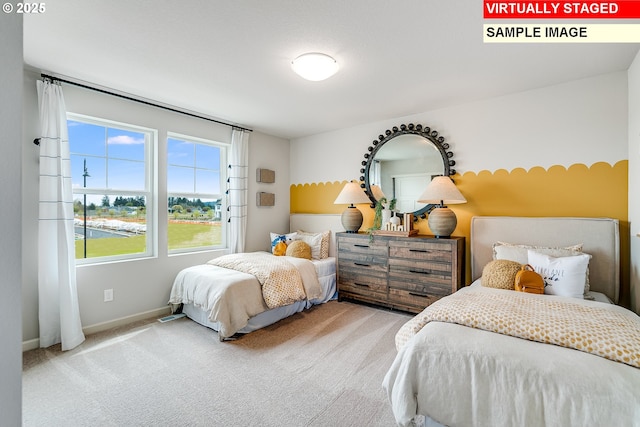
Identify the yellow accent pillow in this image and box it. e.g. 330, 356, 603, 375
481, 259, 522, 290
273, 241, 288, 256
285, 240, 312, 259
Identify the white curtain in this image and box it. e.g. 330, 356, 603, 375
36, 80, 85, 350
228, 128, 249, 253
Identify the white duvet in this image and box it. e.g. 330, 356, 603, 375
382, 286, 640, 427
169, 254, 322, 339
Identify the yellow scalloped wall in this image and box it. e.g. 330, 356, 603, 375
291, 161, 629, 302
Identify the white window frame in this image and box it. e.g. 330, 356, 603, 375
68, 113, 157, 265
167, 131, 228, 254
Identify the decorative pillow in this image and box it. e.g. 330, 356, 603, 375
527, 250, 591, 299
297, 230, 331, 259
492, 241, 590, 294
285, 240, 312, 259
273, 241, 287, 256
481, 259, 522, 290
493, 242, 583, 263
270, 232, 297, 255
293, 232, 323, 260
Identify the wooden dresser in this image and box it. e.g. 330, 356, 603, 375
336, 232, 465, 314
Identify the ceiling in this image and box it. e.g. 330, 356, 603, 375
23, 1, 639, 140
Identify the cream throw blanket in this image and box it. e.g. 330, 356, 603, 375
208, 252, 312, 309
396, 285, 640, 368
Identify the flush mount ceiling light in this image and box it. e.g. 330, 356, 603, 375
291, 52, 339, 81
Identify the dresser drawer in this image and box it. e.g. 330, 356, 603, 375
389, 259, 455, 297
388, 275, 453, 298
339, 257, 387, 277
388, 288, 439, 312
388, 258, 452, 276
338, 236, 388, 257
389, 240, 453, 262
339, 270, 387, 298
337, 235, 388, 276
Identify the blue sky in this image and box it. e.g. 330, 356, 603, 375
68, 120, 222, 206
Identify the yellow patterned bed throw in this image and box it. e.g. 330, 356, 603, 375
396, 286, 640, 368
208, 252, 307, 309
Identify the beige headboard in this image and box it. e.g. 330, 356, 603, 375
470, 216, 620, 303
290, 214, 344, 258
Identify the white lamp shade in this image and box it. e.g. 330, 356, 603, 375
291, 53, 339, 81
334, 182, 371, 205
417, 176, 466, 205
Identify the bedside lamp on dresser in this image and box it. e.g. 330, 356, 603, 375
417, 176, 466, 238
334, 181, 371, 233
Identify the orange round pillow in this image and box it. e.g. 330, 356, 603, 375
273, 241, 287, 256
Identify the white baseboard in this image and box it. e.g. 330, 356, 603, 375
22, 306, 172, 352
22, 338, 39, 352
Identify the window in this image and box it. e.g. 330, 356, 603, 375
68, 114, 155, 263
167, 133, 227, 253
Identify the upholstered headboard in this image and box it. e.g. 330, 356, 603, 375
290, 214, 344, 258
470, 216, 620, 303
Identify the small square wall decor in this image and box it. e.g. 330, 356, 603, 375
257, 192, 275, 206
257, 168, 275, 183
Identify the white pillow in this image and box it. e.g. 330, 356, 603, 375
296, 230, 330, 259
493, 242, 583, 264
493, 242, 589, 294
527, 250, 591, 299
294, 233, 323, 260
270, 232, 297, 254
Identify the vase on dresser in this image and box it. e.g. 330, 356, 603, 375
389, 212, 400, 225
382, 208, 391, 226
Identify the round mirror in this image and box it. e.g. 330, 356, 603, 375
359, 124, 456, 219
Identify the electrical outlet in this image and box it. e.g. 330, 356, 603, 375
104, 289, 114, 302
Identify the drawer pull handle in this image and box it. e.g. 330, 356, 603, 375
409, 292, 429, 297
354, 283, 370, 287
354, 262, 371, 267
409, 249, 429, 253
354, 244, 370, 248
409, 269, 429, 275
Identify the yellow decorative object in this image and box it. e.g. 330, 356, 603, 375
285, 240, 312, 259
514, 264, 545, 294
481, 259, 522, 290
273, 241, 287, 256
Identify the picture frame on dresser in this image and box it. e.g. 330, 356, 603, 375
336, 232, 464, 314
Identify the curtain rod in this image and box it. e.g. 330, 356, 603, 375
39, 72, 253, 133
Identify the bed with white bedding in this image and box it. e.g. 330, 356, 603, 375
170, 255, 336, 339
383, 216, 640, 427
169, 214, 343, 340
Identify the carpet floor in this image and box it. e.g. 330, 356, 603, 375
22, 300, 413, 426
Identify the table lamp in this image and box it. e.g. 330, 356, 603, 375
417, 176, 466, 237
334, 181, 371, 233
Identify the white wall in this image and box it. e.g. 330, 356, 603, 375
2, 13, 23, 427
22, 69, 290, 343
246, 132, 291, 249
291, 72, 628, 183
628, 53, 640, 314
